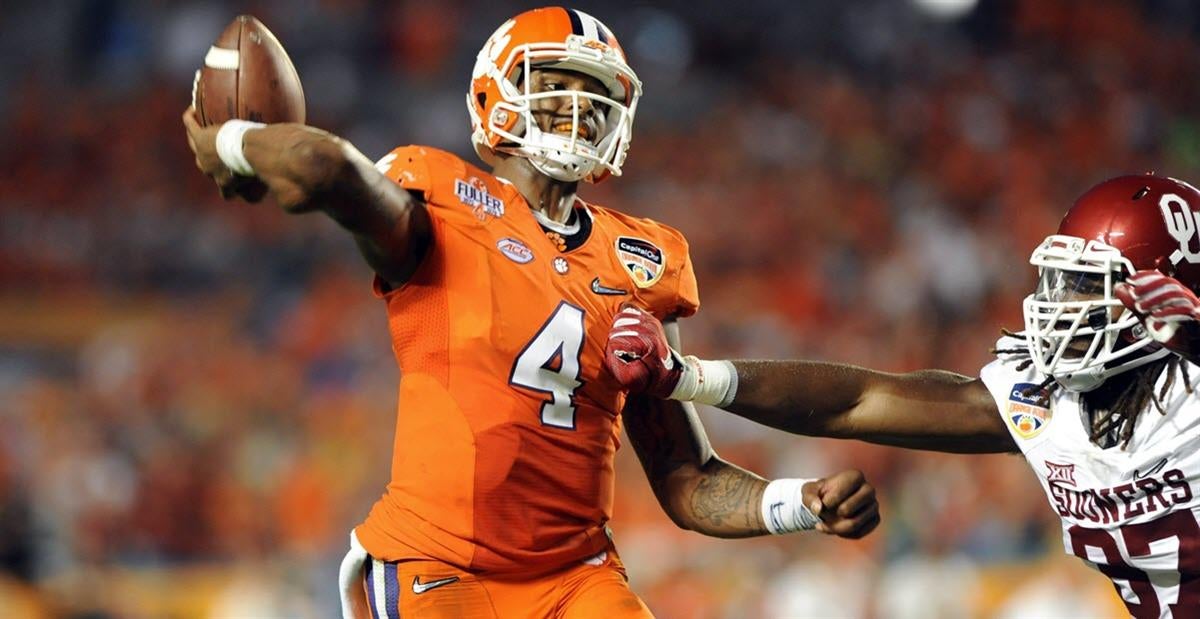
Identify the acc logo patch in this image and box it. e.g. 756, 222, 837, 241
615, 236, 665, 288
455, 177, 505, 220
1007, 382, 1052, 439
497, 237, 533, 264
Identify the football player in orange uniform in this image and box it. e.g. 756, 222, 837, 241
183, 7, 880, 618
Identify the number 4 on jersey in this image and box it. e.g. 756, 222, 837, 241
510, 302, 586, 429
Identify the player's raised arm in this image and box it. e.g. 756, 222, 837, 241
623, 319, 880, 540
182, 109, 431, 288
608, 306, 1016, 454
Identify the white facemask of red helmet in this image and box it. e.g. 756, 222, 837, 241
1023, 175, 1200, 391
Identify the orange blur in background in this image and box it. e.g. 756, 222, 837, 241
4, 0, 1195, 616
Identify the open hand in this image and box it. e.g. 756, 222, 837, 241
1114, 269, 1200, 361
604, 305, 683, 398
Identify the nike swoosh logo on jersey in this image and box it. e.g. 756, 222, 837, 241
591, 278, 629, 296
412, 575, 460, 594
1133, 457, 1169, 480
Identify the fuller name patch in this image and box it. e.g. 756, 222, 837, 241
455, 177, 505, 220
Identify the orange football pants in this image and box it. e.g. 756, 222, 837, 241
355, 542, 653, 618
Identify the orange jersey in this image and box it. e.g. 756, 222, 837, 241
355, 146, 698, 574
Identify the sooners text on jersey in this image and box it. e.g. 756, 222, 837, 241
982, 336, 1200, 619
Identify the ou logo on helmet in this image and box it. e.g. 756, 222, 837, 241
1160, 192, 1200, 265
473, 19, 515, 80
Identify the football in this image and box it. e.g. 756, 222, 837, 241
193, 15, 305, 126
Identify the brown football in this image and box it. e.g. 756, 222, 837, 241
193, 15, 305, 126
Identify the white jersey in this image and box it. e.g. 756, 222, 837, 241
980, 336, 1200, 619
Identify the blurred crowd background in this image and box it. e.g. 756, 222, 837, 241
5, 0, 1199, 616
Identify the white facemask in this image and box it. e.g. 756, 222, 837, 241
1022, 235, 1168, 392
469, 34, 641, 183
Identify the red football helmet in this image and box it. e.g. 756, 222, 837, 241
1023, 174, 1200, 391
466, 7, 641, 183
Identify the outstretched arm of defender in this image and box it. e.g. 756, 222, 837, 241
608, 306, 1016, 454
182, 109, 430, 287
624, 319, 880, 540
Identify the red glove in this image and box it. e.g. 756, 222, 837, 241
1114, 270, 1200, 358
604, 306, 683, 398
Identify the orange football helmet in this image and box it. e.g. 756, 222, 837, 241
467, 7, 642, 183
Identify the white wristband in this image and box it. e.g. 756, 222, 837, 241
668, 356, 737, 407
761, 478, 820, 534
215, 120, 265, 176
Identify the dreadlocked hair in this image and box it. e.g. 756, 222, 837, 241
1085, 357, 1189, 449
991, 328, 1037, 372
990, 329, 1196, 449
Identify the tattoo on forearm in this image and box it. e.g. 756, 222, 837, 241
625, 396, 767, 535
690, 464, 765, 531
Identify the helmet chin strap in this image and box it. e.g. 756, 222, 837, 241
529, 157, 588, 182
519, 125, 600, 182
1053, 344, 1171, 392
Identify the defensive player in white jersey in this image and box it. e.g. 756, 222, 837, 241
603, 174, 1200, 618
